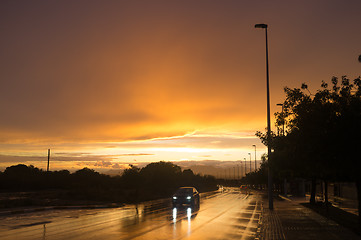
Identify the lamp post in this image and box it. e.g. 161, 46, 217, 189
238, 164, 240, 179
252, 145, 257, 170
248, 153, 251, 172
255, 23, 273, 209
244, 157, 246, 175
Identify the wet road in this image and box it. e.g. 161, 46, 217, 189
1, 188, 262, 240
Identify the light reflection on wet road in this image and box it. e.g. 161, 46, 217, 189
0, 188, 262, 240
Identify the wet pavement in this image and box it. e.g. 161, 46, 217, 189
1, 189, 359, 239
0, 188, 262, 240
260, 194, 360, 240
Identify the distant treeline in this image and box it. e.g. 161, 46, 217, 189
0, 162, 217, 205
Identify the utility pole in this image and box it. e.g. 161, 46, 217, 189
47, 149, 50, 172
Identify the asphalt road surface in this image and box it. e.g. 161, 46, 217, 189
1, 188, 262, 240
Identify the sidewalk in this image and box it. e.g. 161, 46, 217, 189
259, 194, 360, 240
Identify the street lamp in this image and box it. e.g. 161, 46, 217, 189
255, 23, 273, 210
238, 164, 240, 179
252, 144, 257, 170
244, 157, 246, 175
248, 153, 251, 172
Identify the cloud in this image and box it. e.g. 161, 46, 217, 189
105, 131, 265, 150
0, 130, 266, 172
112, 153, 154, 157
0, 2, 271, 144
112, 163, 121, 169
94, 161, 112, 168
1, 0, 361, 172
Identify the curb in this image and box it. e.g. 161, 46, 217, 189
255, 201, 264, 240
278, 194, 292, 201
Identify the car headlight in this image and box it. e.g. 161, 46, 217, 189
186, 196, 192, 200
173, 196, 177, 199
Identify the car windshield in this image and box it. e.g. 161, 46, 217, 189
175, 188, 193, 195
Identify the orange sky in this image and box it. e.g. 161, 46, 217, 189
1, 1, 360, 172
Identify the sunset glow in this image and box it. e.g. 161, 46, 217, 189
1, 1, 360, 173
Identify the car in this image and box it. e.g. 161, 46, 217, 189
240, 185, 248, 193
172, 187, 200, 209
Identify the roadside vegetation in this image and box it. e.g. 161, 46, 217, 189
0, 161, 217, 208
244, 76, 361, 228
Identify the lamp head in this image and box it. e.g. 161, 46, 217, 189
255, 23, 268, 29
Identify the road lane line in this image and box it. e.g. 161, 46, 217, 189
240, 197, 260, 240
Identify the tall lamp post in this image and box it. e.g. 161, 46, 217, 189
255, 23, 273, 209
252, 145, 257, 170
244, 158, 246, 175
248, 153, 251, 172
238, 164, 240, 179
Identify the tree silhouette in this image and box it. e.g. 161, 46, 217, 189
0, 161, 218, 206
2, 164, 44, 190
260, 76, 361, 224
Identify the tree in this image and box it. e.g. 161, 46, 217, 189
2, 164, 44, 190
140, 161, 182, 191
330, 77, 361, 223
72, 167, 111, 189
121, 165, 141, 188
263, 76, 361, 225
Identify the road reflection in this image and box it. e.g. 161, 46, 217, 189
2, 191, 230, 240
172, 208, 177, 223
1, 189, 262, 240
42, 224, 46, 240
187, 208, 192, 236
187, 207, 192, 220
172, 207, 195, 238
172, 207, 197, 222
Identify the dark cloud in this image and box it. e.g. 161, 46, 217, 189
2, 1, 360, 143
